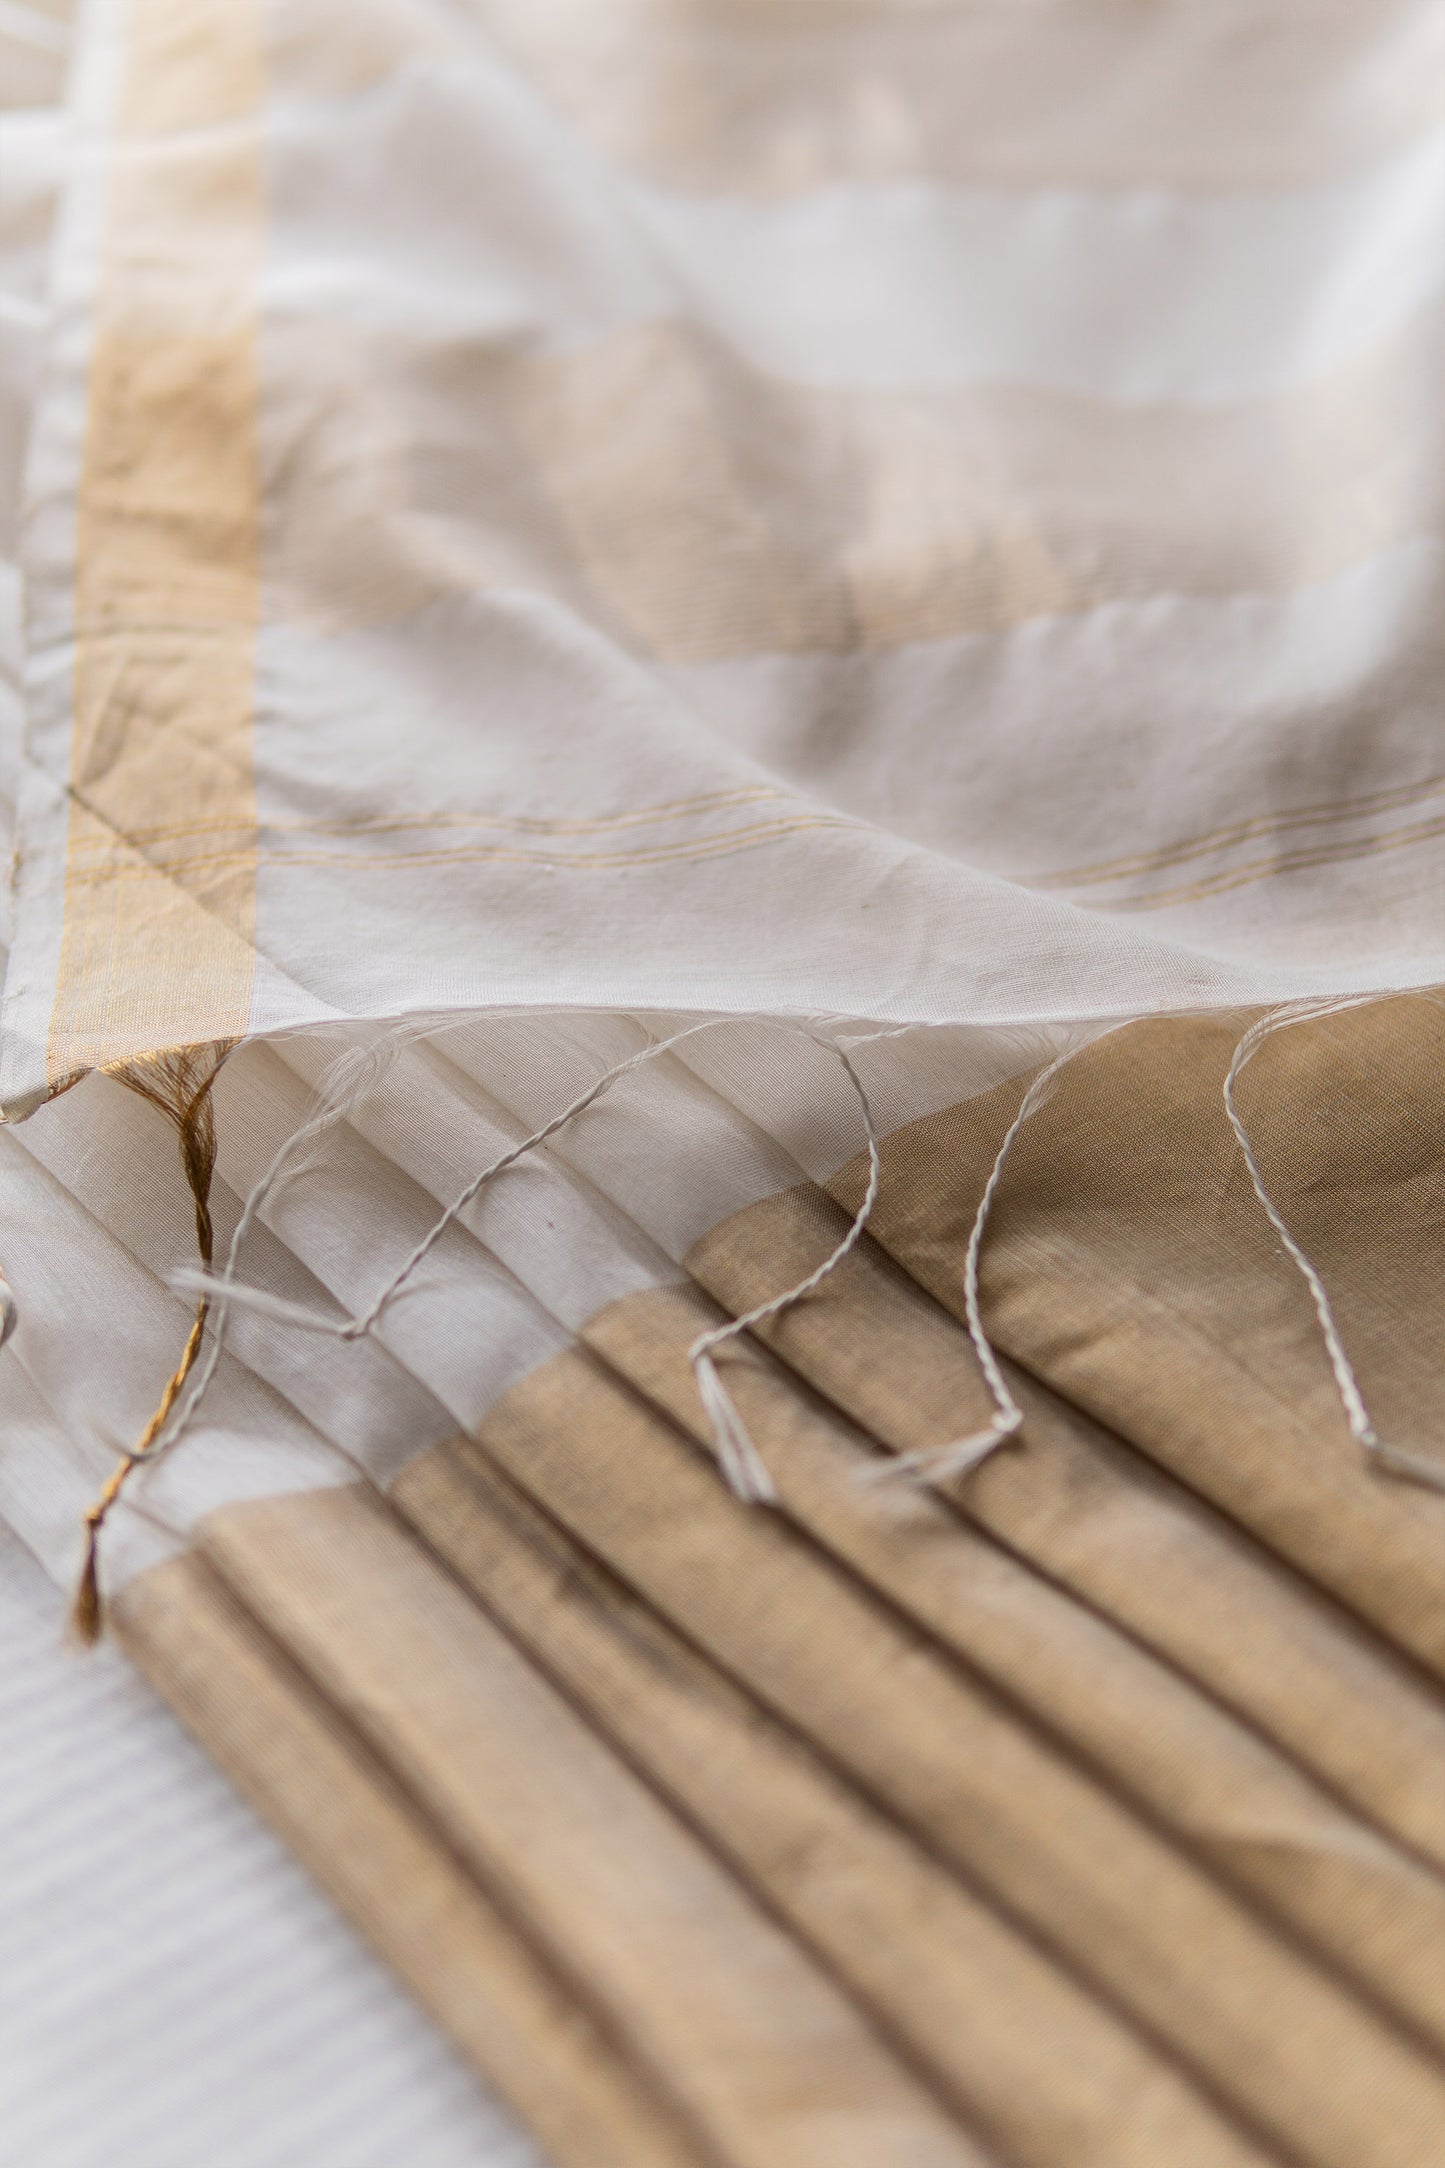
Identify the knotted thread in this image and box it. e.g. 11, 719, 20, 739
858, 1034, 1114, 1488
685, 1033, 885, 1502
61, 995, 1445, 1631
179, 1016, 900, 1504
1224, 994, 1445, 1494
71, 1045, 230, 1642
177, 1017, 1147, 1502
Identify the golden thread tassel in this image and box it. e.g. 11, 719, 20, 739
71, 1045, 229, 1642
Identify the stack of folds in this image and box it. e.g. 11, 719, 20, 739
2, 4, 1443, 2164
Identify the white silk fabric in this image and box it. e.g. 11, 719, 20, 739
2, 0, 1442, 1116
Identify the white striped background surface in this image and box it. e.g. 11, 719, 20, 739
0, 1521, 540, 2168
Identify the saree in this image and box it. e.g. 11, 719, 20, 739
2, 2, 1443, 2162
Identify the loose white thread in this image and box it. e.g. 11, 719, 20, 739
159, 1031, 428, 1456
334, 1019, 733, 1344
862, 1025, 1129, 1490
1225, 995, 1445, 1494
686, 1035, 885, 1502
171, 1020, 752, 1357
146, 995, 1445, 1508
176, 1015, 894, 1502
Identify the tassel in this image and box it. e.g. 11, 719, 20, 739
70, 1525, 105, 1647
859, 1412, 1022, 1490
1223, 996, 1445, 1493
72, 1300, 209, 1642
170, 1268, 343, 1335
692, 1350, 778, 1504
70, 1455, 134, 1643
72, 1044, 230, 1643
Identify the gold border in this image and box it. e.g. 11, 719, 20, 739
48, 0, 263, 1086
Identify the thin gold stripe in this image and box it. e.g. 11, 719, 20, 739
64, 813, 864, 882
1030, 771, 1445, 891
66, 783, 787, 851
1088, 811, 1445, 911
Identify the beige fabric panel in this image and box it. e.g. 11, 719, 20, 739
392, 1439, 1268, 2168
826, 998, 1445, 1676
190, 1484, 984, 2168
581, 1280, 1445, 2053
396, 1439, 1273, 2168
114, 1549, 704, 2168
116, 1390, 1444, 2168
671, 1194, 1445, 1877
470, 1348, 1445, 2168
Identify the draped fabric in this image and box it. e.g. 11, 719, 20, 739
3, 0, 1443, 1110
2, 4, 1444, 2165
